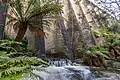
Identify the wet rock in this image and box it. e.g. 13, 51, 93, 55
31, 66, 92, 80
75, 59, 84, 64
94, 72, 120, 80
90, 67, 120, 80
107, 60, 120, 69
46, 52, 68, 59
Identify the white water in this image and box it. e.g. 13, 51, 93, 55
23, 59, 120, 80
32, 65, 92, 80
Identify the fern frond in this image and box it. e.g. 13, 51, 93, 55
0, 57, 47, 79
0, 66, 30, 78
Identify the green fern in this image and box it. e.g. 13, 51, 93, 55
78, 45, 110, 59
0, 66, 30, 77
0, 73, 23, 80
0, 40, 38, 57
0, 40, 22, 46
0, 46, 47, 79
112, 39, 120, 46
0, 51, 8, 57
0, 40, 23, 52
0, 57, 48, 79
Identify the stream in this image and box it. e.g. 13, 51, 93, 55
23, 59, 120, 80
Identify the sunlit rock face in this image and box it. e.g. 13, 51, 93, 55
4, 7, 17, 39
4, 0, 115, 52
44, 22, 65, 53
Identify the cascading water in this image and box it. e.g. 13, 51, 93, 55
39, 59, 93, 80
48, 59, 73, 67
23, 59, 93, 80
23, 59, 120, 80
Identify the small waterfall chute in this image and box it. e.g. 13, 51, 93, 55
22, 59, 120, 80
26, 59, 93, 80
48, 59, 73, 67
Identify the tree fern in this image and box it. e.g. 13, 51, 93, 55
112, 39, 120, 46
0, 0, 61, 41
0, 2, 8, 11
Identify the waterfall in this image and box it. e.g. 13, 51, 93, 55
48, 59, 73, 67
23, 59, 120, 80
23, 59, 93, 80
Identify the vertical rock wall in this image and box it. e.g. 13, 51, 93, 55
4, 0, 115, 54
45, 22, 65, 53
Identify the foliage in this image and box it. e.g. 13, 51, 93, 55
0, 39, 38, 57
109, 22, 120, 34
0, 2, 8, 11
93, 24, 120, 46
93, 26, 109, 37
0, 56, 47, 80
77, 45, 109, 59
0, 0, 61, 41
92, 24, 120, 57
0, 40, 22, 52
87, 45, 109, 59
105, 36, 120, 47
77, 45, 108, 67
112, 39, 120, 46
0, 40, 48, 80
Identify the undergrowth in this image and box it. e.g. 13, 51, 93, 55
0, 40, 48, 80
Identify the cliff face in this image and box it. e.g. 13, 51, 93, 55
4, 7, 16, 39
4, 0, 114, 54
44, 0, 114, 53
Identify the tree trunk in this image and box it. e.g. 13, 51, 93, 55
15, 25, 27, 41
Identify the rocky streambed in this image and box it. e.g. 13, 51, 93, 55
22, 59, 120, 80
